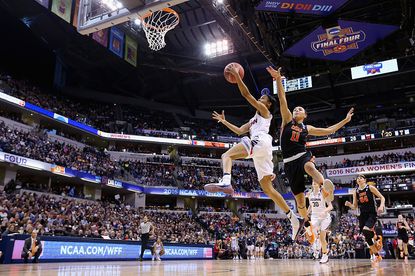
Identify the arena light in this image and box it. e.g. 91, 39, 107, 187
204, 40, 232, 58
134, 18, 141, 26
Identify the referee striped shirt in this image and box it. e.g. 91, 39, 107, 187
140, 222, 152, 234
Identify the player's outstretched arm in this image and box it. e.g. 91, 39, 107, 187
308, 108, 354, 136
212, 110, 250, 135
369, 185, 385, 214
226, 64, 270, 118
266, 66, 292, 125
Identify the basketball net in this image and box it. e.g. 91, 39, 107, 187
142, 8, 179, 51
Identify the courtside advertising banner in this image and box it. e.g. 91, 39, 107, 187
256, 0, 349, 16
125, 35, 138, 67
109, 27, 125, 58
351, 59, 399, 79
51, 0, 72, 23
92, 29, 109, 48
11, 239, 212, 261
326, 162, 415, 177
284, 20, 399, 61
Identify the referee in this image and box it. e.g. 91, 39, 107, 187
139, 216, 155, 261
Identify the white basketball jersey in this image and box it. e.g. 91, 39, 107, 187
231, 237, 238, 247
309, 190, 329, 219
249, 113, 272, 138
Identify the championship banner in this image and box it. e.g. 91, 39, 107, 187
35, 0, 49, 8
326, 162, 415, 177
144, 187, 288, 200
125, 35, 138, 67
51, 0, 73, 23
256, 0, 349, 16
92, 29, 109, 48
72, 0, 80, 28
109, 27, 125, 58
284, 20, 399, 61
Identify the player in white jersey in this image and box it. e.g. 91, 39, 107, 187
307, 181, 333, 264
230, 234, 239, 260
204, 64, 303, 239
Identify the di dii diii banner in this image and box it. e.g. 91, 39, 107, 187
256, 0, 349, 16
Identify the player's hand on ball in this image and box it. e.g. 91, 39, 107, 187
345, 108, 354, 123
266, 66, 283, 80
226, 64, 240, 77
212, 110, 226, 123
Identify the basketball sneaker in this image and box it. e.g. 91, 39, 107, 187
319, 253, 329, 264
375, 236, 383, 251
375, 255, 382, 263
204, 175, 234, 195
371, 254, 382, 263
322, 179, 334, 202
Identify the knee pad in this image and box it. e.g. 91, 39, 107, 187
363, 229, 374, 246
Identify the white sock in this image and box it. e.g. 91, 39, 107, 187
222, 174, 231, 185
287, 210, 299, 223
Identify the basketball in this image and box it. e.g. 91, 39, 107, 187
224, 62, 244, 84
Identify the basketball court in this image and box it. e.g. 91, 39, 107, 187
1, 259, 414, 276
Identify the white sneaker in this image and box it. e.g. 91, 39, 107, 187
313, 252, 319, 260
290, 215, 305, 242
157, 257, 161, 261
204, 177, 234, 195
320, 254, 329, 264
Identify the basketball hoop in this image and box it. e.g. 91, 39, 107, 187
141, 8, 179, 51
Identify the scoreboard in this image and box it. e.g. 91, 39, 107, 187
273, 76, 313, 93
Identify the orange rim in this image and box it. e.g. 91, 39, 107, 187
142, 8, 179, 32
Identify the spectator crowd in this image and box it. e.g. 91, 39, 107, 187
2, 73, 415, 144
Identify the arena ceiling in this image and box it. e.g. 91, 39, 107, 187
0, 0, 414, 118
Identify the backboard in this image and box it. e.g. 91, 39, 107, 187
77, 0, 188, 35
